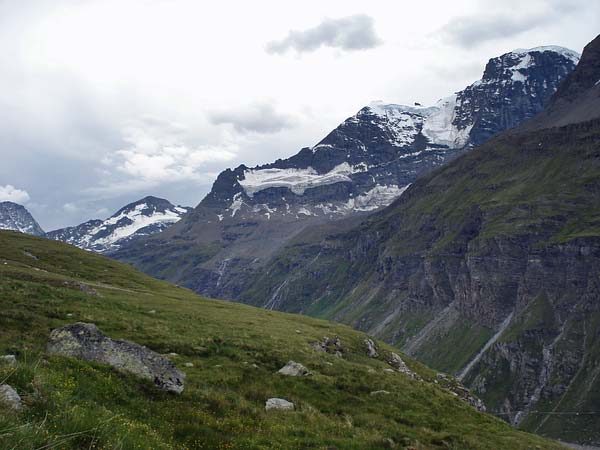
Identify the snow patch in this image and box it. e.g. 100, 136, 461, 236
344, 184, 409, 212
511, 46, 580, 64
367, 95, 472, 149
228, 193, 244, 217
239, 162, 364, 197
88, 203, 183, 249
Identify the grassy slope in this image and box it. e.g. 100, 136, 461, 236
0, 231, 563, 450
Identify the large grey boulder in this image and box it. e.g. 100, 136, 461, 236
277, 361, 311, 377
47, 323, 185, 394
265, 398, 294, 411
0, 384, 22, 411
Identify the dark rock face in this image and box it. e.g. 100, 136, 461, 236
47, 196, 191, 253
0, 201, 44, 236
112, 47, 578, 303
47, 323, 185, 394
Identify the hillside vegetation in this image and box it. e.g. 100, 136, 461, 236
0, 231, 564, 449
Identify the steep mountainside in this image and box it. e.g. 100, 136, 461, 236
114, 46, 579, 300
0, 231, 565, 449
236, 35, 600, 445
0, 201, 44, 236
47, 196, 191, 253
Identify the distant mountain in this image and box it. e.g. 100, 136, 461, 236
235, 35, 600, 444
0, 201, 45, 236
113, 45, 579, 301
48, 196, 191, 253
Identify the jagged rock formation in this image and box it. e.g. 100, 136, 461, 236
0, 201, 44, 236
113, 47, 578, 302
47, 322, 186, 393
232, 35, 600, 445
47, 196, 191, 253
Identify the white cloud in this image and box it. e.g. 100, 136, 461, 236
208, 103, 294, 134
266, 14, 382, 55
0, 185, 30, 204
88, 119, 238, 196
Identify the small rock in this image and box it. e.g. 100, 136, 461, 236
149, 310, 156, 314
62, 281, 99, 296
312, 335, 344, 357
278, 361, 311, 377
295, 330, 301, 334
251, 363, 259, 369
383, 368, 395, 373
0, 384, 22, 411
47, 323, 185, 394
364, 338, 379, 358
387, 352, 417, 379
0, 355, 17, 367
265, 398, 294, 411
168, 352, 178, 357
23, 251, 38, 260
370, 390, 390, 395
184, 362, 194, 368
66, 313, 74, 318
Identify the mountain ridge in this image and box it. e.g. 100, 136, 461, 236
47, 195, 191, 253
113, 45, 580, 302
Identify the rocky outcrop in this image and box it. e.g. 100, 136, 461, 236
47, 323, 185, 394
312, 336, 344, 357
364, 338, 379, 358
387, 352, 417, 379
277, 361, 311, 377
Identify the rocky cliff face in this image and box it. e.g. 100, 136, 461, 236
48, 196, 191, 253
234, 36, 600, 445
0, 201, 44, 236
113, 46, 578, 301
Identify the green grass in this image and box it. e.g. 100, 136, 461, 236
0, 231, 565, 449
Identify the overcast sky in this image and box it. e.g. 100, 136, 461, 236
0, 0, 597, 230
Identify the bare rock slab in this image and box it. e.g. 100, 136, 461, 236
277, 361, 311, 377
265, 398, 294, 411
47, 322, 185, 394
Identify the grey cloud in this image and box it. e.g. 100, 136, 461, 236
438, 0, 584, 48
208, 103, 294, 134
266, 14, 382, 55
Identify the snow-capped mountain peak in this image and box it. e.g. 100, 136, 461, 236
0, 201, 45, 236
47, 196, 191, 253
